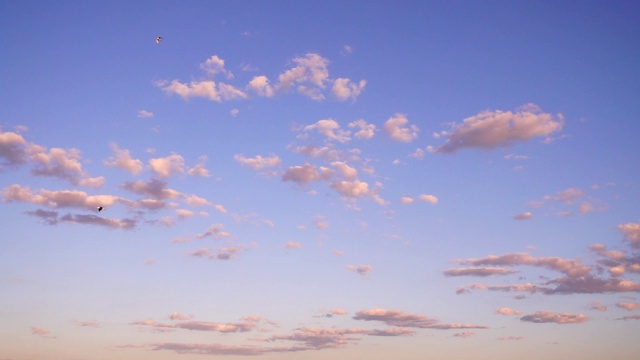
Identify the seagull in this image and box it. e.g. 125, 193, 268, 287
97, 206, 104, 212
156, 36, 163, 44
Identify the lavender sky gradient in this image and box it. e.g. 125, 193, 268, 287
1, 1, 639, 359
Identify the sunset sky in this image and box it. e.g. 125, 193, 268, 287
1, 1, 639, 359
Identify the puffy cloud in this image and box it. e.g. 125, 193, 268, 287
149, 153, 185, 177
616, 302, 640, 311
383, 114, 419, 143
443, 267, 519, 277
418, 194, 438, 204
0, 128, 32, 167
290, 145, 342, 162
176, 209, 195, 219
348, 119, 376, 139
330, 161, 358, 180
331, 179, 384, 205
200, 55, 233, 78
218, 82, 248, 100
618, 222, 640, 248
31, 147, 103, 187
495, 307, 522, 316
137, 110, 154, 118
303, 119, 351, 143
104, 143, 143, 175
520, 311, 588, 324
332, 78, 366, 101
282, 163, 334, 185
2, 184, 122, 211
352, 308, 488, 330
276, 53, 329, 100
431, 104, 564, 153
234, 154, 281, 170
188, 157, 211, 177
247, 75, 275, 97
513, 212, 532, 220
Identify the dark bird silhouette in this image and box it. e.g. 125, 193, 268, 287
97, 206, 104, 212
156, 36, 163, 44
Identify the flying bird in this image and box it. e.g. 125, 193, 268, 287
156, 36, 163, 44
97, 206, 104, 212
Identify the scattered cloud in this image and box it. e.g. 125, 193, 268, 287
285, 241, 302, 249
282, 163, 334, 185
616, 302, 640, 311
495, 307, 522, 316
352, 308, 488, 330
303, 119, 351, 143
418, 194, 438, 204
348, 119, 376, 139
513, 212, 532, 220
200, 55, 234, 78
275, 53, 329, 100
618, 222, 640, 249
148, 153, 185, 177
235, 154, 282, 170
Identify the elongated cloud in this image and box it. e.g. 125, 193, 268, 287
120, 179, 181, 200
418, 194, 438, 204
520, 311, 588, 324
352, 309, 488, 330
234, 154, 281, 170
347, 265, 372, 276
458, 252, 592, 278
131, 319, 256, 333
104, 143, 143, 175
616, 302, 640, 311
432, 104, 563, 153
443, 267, 519, 277
2, 184, 122, 210
196, 224, 230, 240
383, 114, 419, 143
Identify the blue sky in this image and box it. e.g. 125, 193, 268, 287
1, 1, 639, 359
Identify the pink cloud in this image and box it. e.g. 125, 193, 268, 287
513, 212, 532, 220
169, 312, 193, 320
383, 113, 419, 143
285, 241, 302, 249
452, 331, 475, 338
234, 154, 281, 170
616, 302, 640, 311
347, 265, 372, 276
520, 311, 588, 324
458, 252, 592, 278
431, 104, 563, 153
443, 267, 519, 277
352, 308, 488, 330
282, 163, 334, 185
148, 153, 185, 177
495, 307, 522, 316
104, 143, 143, 175
618, 222, 640, 249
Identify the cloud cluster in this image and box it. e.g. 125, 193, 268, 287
161, 53, 366, 103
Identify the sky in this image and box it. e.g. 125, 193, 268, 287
1, 1, 639, 359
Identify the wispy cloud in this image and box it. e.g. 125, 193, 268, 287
520, 311, 588, 324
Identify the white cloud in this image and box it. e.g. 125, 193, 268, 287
332, 78, 366, 101
160, 80, 221, 102
137, 110, 154, 118
383, 114, 419, 143
432, 104, 564, 153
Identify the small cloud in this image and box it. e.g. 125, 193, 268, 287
230, 108, 239, 117
332, 249, 344, 256
418, 194, 438, 204
453, 331, 475, 338
285, 241, 302, 249
137, 110, 154, 118
234, 154, 281, 170
513, 212, 532, 220
347, 265, 372, 277
401, 196, 414, 204
169, 312, 193, 321
495, 307, 522, 316
144, 259, 158, 266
